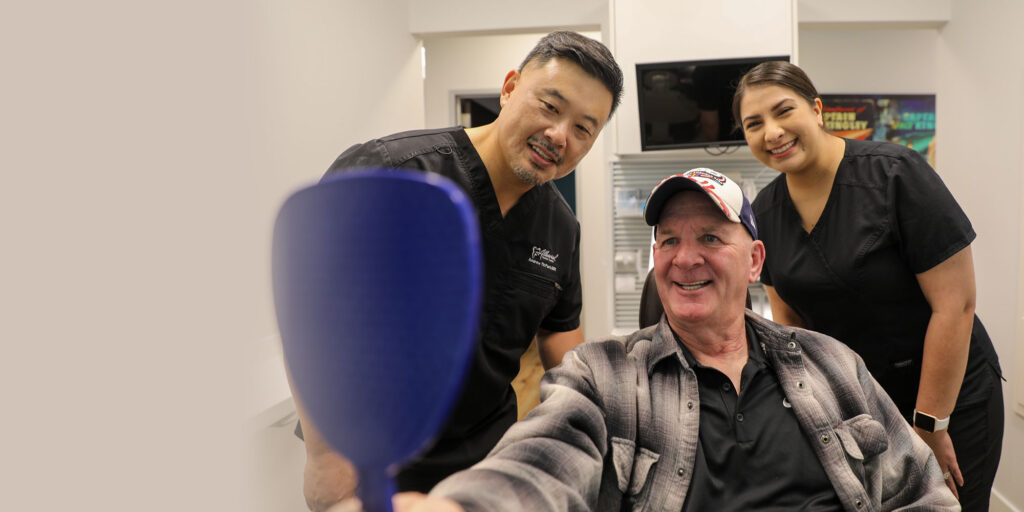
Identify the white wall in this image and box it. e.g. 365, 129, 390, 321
409, 0, 604, 35
610, 0, 795, 155
799, 2, 1024, 508
1017, 76, 1024, 512
798, 0, 950, 28
422, 31, 616, 339
798, 29, 939, 93
934, 2, 1024, 509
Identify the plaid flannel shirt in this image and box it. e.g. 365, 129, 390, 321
431, 311, 958, 512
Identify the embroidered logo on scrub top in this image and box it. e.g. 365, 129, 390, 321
529, 246, 559, 271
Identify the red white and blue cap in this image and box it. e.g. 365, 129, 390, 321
643, 168, 758, 240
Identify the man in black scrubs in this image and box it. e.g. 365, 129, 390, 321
391, 169, 956, 512
290, 31, 623, 511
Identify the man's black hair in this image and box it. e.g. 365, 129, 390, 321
519, 31, 624, 118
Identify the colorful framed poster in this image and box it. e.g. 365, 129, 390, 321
820, 94, 936, 167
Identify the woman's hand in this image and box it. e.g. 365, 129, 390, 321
914, 427, 964, 500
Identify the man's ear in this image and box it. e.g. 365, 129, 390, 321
499, 69, 519, 108
749, 240, 766, 283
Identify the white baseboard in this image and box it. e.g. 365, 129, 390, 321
992, 488, 1021, 512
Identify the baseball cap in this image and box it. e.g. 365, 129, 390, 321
643, 168, 758, 240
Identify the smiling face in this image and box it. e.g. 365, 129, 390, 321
495, 57, 613, 186
739, 84, 828, 176
653, 191, 765, 331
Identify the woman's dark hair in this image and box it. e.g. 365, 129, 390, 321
519, 31, 624, 118
732, 61, 819, 129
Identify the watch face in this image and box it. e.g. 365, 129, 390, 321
914, 412, 937, 432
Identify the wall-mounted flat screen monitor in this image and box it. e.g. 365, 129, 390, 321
637, 55, 790, 151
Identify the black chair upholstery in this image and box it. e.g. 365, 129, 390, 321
638, 268, 664, 329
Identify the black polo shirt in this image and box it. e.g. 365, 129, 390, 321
322, 127, 583, 491
679, 321, 842, 511
752, 138, 1002, 417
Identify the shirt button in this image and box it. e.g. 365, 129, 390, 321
821, 434, 831, 444
677, 468, 685, 477
855, 499, 864, 509
722, 382, 732, 392
736, 413, 744, 422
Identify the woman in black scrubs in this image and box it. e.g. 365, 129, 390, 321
733, 61, 1003, 510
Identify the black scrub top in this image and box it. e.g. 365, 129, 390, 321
323, 127, 583, 490
752, 138, 1001, 417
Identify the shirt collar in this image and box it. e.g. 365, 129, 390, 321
647, 311, 793, 375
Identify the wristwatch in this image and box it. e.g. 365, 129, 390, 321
913, 410, 950, 432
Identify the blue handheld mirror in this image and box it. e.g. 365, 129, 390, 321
272, 169, 482, 512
